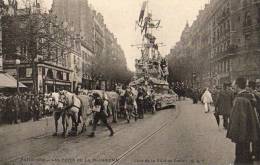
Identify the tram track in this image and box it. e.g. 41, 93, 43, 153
2, 114, 152, 164
110, 104, 181, 165
1, 105, 180, 165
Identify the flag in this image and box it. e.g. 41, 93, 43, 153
138, 1, 147, 24
141, 16, 150, 34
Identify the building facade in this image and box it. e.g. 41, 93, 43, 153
81, 40, 94, 89
169, 0, 260, 87
52, 0, 128, 90
0, 0, 128, 93
0, 9, 3, 71
1, 3, 74, 94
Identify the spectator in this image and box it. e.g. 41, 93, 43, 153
227, 77, 260, 164
215, 83, 234, 129
248, 81, 260, 161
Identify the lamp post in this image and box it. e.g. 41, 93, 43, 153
192, 72, 197, 88
15, 59, 21, 94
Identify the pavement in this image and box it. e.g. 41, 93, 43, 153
1, 99, 259, 165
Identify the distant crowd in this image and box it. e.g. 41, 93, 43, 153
172, 81, 208, 103
0, 92, 50, 125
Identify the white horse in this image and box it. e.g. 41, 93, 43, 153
44, 92, 67, 136
58, 90, 92, 137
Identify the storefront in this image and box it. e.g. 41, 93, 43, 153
4, 61, 72, 94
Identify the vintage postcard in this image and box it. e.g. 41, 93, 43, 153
0, 0, 260, 165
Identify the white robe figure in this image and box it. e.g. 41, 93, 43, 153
201, 88, 213, 113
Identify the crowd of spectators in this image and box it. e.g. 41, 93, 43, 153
0, 92, 51, 125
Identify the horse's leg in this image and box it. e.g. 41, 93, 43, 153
53, 112, 60, 136
81, 112, 87, 134
134, 107, 138, 121
129, 107, 132, 120
80, 108, 87, 134
62, 112, 69, 138
112, 103, 117, 123
125, 109, 130, 123
116, 101, 119, 122
81, 120, 87, 134
70, 112, 78, 136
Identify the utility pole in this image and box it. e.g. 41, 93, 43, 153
0, 0, 6, 72
0, 13, 3, 72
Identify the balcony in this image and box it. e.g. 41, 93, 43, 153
211, 44, 238, 62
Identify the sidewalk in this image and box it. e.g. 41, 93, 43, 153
0, 116, 57, 148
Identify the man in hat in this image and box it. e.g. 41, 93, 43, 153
215, 82, 234, 129
136, 87, 144, 119
248, 80, 260, 161
88, 92, 114, 137
227, 77, 260, 164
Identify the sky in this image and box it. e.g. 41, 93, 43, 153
16, 0, 210, 71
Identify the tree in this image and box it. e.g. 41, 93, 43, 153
2, 3, 73, 94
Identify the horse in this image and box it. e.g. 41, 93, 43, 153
43, 94, 54, 116
143, 94, 156, 114
117, 87, 138, 123
105, 91, 120, 123
58, 91, 92, 137
117, 89, 126, 119
89, 90, 120, 123
44, 92, 66, 136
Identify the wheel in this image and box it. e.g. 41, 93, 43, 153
155, 103, 161, 111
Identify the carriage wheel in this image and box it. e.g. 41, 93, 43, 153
155, 103, 161, 111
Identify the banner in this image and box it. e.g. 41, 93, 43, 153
138, 1, 147, 24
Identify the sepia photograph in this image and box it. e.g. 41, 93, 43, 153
0, 0, 260, 164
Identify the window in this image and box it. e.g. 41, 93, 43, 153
258, 8, 260, 23
244, 12, 252, 26
19, 68, 26, 78
57, 71, 63, 80
66, 73, 69, 81
47, 69, 54, 79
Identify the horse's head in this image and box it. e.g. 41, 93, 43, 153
86, 92, 94, 109
57, 91, 69, 110
44, 95, 51, 110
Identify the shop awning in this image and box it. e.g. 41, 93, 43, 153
0, 72, 27, 88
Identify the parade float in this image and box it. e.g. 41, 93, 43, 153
129, 1, 177, 109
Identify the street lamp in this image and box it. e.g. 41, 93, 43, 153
192, 72, 197, 88
15, 59, 21, 94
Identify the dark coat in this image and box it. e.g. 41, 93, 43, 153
211, 90, 219, 106
215, 89, 234, 116
253, 91, 260, 115
227, 91, 260, 143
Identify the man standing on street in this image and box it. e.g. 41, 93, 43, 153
136, 87, 144, 119
215, 83, 234, 129
13, 93, 20, 124
88, 92, 114, 137
248, 81, 260, 161
227, 77, 260, 164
